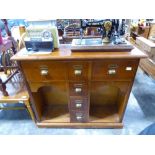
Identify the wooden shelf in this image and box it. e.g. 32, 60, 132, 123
89, 105, 120, 123
40, 104, 120, 125
41, 105, 70, 123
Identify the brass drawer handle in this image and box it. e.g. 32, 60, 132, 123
75, 88, 82, 93
76, 113, 83, 120
126, 67, 132, 71
108, 69, 116, 75
75, 103, 82, 108
75, 100, 82, 108
74, 69, 82, 75
40, 69, 48, 76
76, 116, 82, 120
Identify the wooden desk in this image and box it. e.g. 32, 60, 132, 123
11, 45, 146, 128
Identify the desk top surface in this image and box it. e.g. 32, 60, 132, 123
11, 44, 147, 61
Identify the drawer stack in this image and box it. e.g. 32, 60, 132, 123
68, 62, 89, 123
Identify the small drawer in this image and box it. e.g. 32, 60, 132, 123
21, 61, 67, 82
68, 61, 89, 81
69, 82, 88, 96
70, 110, 89, 123
92, 59, 139, 80
69, 97, 88, 111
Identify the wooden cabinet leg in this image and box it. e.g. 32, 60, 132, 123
0, 78, 9, 96
24, 100, 35, 122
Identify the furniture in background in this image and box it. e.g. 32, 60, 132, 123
130, 37, 155, 80
11, 45, 146, 128
0, 19, 18, 96
0, 20, 35, 121
0, 73, 35, 121
0, 37, 18, 96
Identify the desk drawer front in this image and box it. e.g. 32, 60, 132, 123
92, 59, 139, 80
68, 62, 89, 81
69, 96, 88, 111
69, 82, 88, 96
70, 110, 89, 123
21, 61, 67, 82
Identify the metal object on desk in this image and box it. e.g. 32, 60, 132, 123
71, 38, 133, 52
71, 19, 133, 52
102, 21, 112, 43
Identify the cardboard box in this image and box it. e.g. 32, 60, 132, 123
138, 26, 150, 38
148, 23, 155, 38
136, 37, 155, 61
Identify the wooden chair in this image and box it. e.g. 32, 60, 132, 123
0, 20, 35, 121
0, 72, 35, 121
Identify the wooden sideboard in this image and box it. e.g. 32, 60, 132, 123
11, 45, 146, 128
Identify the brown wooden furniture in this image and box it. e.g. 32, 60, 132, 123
11, 45, 146, 128
0, 38, 18, 96
139, 58, 155, 79
0, 19, 18, 96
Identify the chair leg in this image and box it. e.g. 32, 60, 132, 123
1, 52, 7, 74
0, 78, 9, 96
24, 100, 35, 122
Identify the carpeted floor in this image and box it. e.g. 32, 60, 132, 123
0, 69, 155, 135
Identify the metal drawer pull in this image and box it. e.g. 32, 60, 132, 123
108, 69, 116, 75
76, 113, 83, 120
40, 69, 48, 75
126, 67, 132, 71
75, 103, 82, 108
74, 69, 82, 75
75, 100, 82, 108
76, 116, 82, 120
75, 88, 82, 93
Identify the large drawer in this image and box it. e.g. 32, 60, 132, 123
92, 59, 139, 80
21, 61, 67, 82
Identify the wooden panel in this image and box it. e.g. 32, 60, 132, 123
32, 92, 43, 119
41, 105, 69, 123
89, 105, 120, 123
21, 61, 67, 82
37, 122, 123, 128
68, 61, 89, 81
29, 82, 68, 105
90, 81, 130, 105
92, 59, 139, 80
